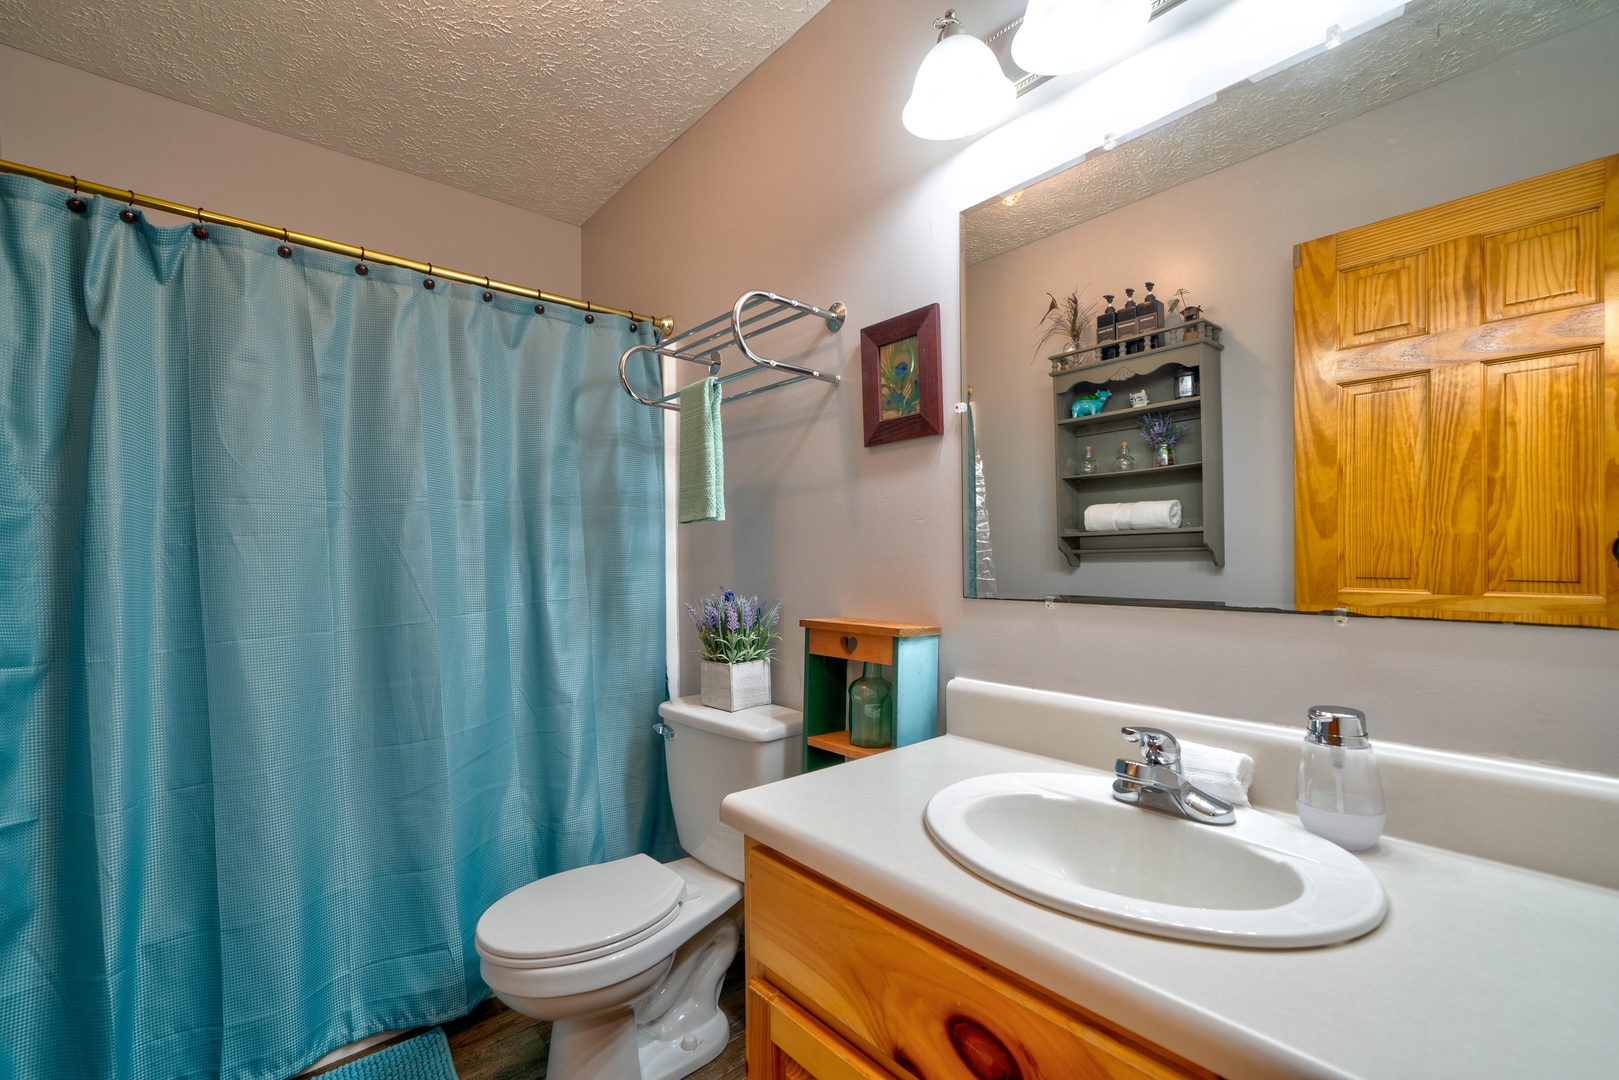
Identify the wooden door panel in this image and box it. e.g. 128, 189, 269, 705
1333, 160, 1608, 269
1337, 253, 1428, 348
1295, 155, 1618, 627
1483, 350, 1602, 595
1483, 211, 1601, 322
1333, 302, 1604, 370
1338, 375, 1428, 588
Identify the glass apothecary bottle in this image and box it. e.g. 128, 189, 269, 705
1296, 706, 1385, 850
848, 663, 894, 748
1112, 441, 1136, 471
1079, 445, 1100, 474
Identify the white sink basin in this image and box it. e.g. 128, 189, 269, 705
925, 772, 1387, 948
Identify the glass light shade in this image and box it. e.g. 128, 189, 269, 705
1011, 0, 1150, 76
902, 32, 1016, 140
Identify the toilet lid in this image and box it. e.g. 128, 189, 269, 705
475, 854, 686, 962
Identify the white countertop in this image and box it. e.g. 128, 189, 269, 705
720, 735, 1619, 1080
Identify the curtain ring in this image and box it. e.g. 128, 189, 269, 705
119, 188, 139, 224
355, 247, 369, 276
66, 176, 87, 214
584, 302, 595, 324
424, 263, 436, 290
482, 276, 493, 303
191, 206, 209, 240
278, 227, 292, 259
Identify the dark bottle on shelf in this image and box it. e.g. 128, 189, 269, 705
1121, 288, 1143, 354
1142, 282, 1166, 348
1098, 295, 1118, 360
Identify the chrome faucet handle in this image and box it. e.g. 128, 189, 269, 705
1121, 726, 1180, 768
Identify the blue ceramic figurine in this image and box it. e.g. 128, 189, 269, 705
1070, 389, 1111, 418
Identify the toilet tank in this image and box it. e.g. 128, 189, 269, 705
658, 696, 802, 881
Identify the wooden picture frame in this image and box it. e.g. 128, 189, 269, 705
860, 303, 943, 446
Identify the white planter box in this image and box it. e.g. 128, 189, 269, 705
700, 659, 771, 712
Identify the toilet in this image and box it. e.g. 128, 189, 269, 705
476, 696, 802, 1080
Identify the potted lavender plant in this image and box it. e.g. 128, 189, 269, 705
687, 590, 782, 711
1137, 411, 1187, 467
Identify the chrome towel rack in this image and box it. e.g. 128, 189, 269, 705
620, 290, 844, 412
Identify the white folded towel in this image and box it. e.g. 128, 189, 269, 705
1083, 500, 1182, 532
1178, 741, 1255, 807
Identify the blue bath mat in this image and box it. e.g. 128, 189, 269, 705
317, 1028, 457, 1080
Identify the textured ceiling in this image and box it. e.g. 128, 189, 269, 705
0, 0, 830, 225
964, 0, 1619, 264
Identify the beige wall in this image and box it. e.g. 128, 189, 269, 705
586, 1, 1619, 775
0, 44, 581, 295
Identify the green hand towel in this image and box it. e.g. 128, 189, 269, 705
679, 377, 724, 523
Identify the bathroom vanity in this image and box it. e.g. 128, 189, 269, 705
721, 680, 1619, 1080
744, 840, 1211, 1079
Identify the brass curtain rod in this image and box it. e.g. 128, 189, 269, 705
0, 158, 675, 337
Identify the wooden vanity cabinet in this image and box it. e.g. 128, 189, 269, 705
744, 842, 1218, 1080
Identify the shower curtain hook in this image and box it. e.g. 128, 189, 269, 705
482, 276, 493, 303
356, 247, 369, 276
119, 188, 139, 224
424, 264, 436, 290
66, 176, 87, 214
584, 301, 595, 324
192, 206, 209, 240
277, 227, 292, 259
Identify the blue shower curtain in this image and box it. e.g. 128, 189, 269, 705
0, 173, 678, 1080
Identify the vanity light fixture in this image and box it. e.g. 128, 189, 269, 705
901, 10, 1017, 140
1011, 0, 1150, 77
902, 1, 1407, 145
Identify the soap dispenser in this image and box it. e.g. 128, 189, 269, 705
1296, 706, 1385, 850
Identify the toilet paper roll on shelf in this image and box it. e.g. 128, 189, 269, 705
1082, 500, 1183, 532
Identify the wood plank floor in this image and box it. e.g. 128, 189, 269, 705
441, 951, 747, 1080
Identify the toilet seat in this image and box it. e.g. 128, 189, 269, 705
476, 854, 686, 969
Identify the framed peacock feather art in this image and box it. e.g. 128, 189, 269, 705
859, 302, 942, 446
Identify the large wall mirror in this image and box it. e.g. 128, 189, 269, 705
959, 0, 1619, 629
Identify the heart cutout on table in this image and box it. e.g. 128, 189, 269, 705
842, 636, 858, 654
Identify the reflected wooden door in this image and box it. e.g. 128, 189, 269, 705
1294, 156, 1619, 626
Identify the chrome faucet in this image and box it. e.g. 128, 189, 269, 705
1112, 726, 1236, 826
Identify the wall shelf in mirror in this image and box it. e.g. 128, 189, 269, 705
1052, 321, 1224, 568
1058, 396, 1201, 432
1064, 461, 1202, 485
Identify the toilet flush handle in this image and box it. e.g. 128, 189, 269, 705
654, 722, 675, 741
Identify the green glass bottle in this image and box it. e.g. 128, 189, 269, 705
847, 662, 894, 748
